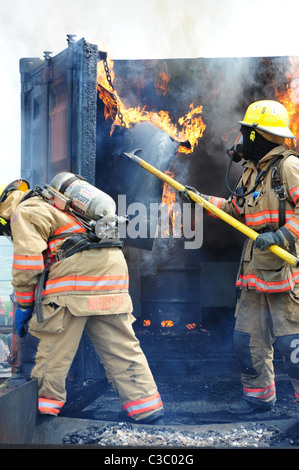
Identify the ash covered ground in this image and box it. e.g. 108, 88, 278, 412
60, 373, 299, 448
67, 374, 299, 425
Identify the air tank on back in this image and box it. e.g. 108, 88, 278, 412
50, 172, 116, 221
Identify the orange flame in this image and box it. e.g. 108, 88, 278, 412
274, 56, 299, 148
143, 319, 151, 327
162, 171, 176, 206
178, 104, 206, 154
186, 323, 196, 330
161, 171, 182, 237
161, 320, 174, 327
97, 85, 118, 122
154, 61, 170, 96
97, 59, 206, 153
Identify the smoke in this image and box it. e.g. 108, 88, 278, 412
1, 0, 299, 184
103, 52, 294, 331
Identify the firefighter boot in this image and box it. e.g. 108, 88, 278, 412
229, 397, 276, 415
119, 409, 164, 425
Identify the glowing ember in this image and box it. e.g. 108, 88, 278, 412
186, 323, 196, 330
143, 319, 151, 327
161, 320, 174, 328
97, 59, 206, 153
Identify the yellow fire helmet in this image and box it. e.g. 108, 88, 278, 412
239, 100, 295, 139
0, 179, 30, 204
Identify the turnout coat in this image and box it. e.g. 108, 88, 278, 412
207, 145, 299, 294
1, 191, 133, 316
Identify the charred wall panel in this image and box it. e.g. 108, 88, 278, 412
96, 121, 180, 249
20, 37, 98, 187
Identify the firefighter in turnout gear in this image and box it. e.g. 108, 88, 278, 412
0, 176, 163, 422
182, 100, 299, 414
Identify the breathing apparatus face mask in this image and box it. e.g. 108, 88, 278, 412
226, 131, 244, 162
225, 124, 282, 201
226, 126, 259, 162
227, 125, 279, 164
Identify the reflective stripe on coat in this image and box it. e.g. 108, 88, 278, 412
206, 146, 299, 293
10, 195, 133, 314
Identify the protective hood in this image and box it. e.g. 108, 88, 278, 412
241, 125, 279, 164
0, 190, 28, 220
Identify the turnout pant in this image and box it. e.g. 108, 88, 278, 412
23, 305, 163, 419
234, 289, 299, 404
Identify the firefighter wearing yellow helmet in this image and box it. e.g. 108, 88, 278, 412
239, 99, 295, 139
0, 173, 163, 422
0, 180, 30, 237
182, 99, 299, 414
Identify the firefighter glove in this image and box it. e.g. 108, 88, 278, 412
15, 307, 34, 337
179, 185, 207, 203
254, 229, 287, 251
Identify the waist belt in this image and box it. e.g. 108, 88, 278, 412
56, 233, 123, 260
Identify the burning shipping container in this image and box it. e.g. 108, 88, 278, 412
18, 35, 299, 411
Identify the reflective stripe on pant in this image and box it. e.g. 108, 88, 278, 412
28, 306, 162, 420
123, 392, 163, 418
234, 289, 299, 403
38, 396, 65, 415
243, 382, 276, 401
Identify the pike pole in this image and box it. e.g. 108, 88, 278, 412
122, 149, 299, 268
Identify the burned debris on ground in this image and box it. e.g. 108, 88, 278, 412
59, 373, 299, 448
61, 421, 280, 448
